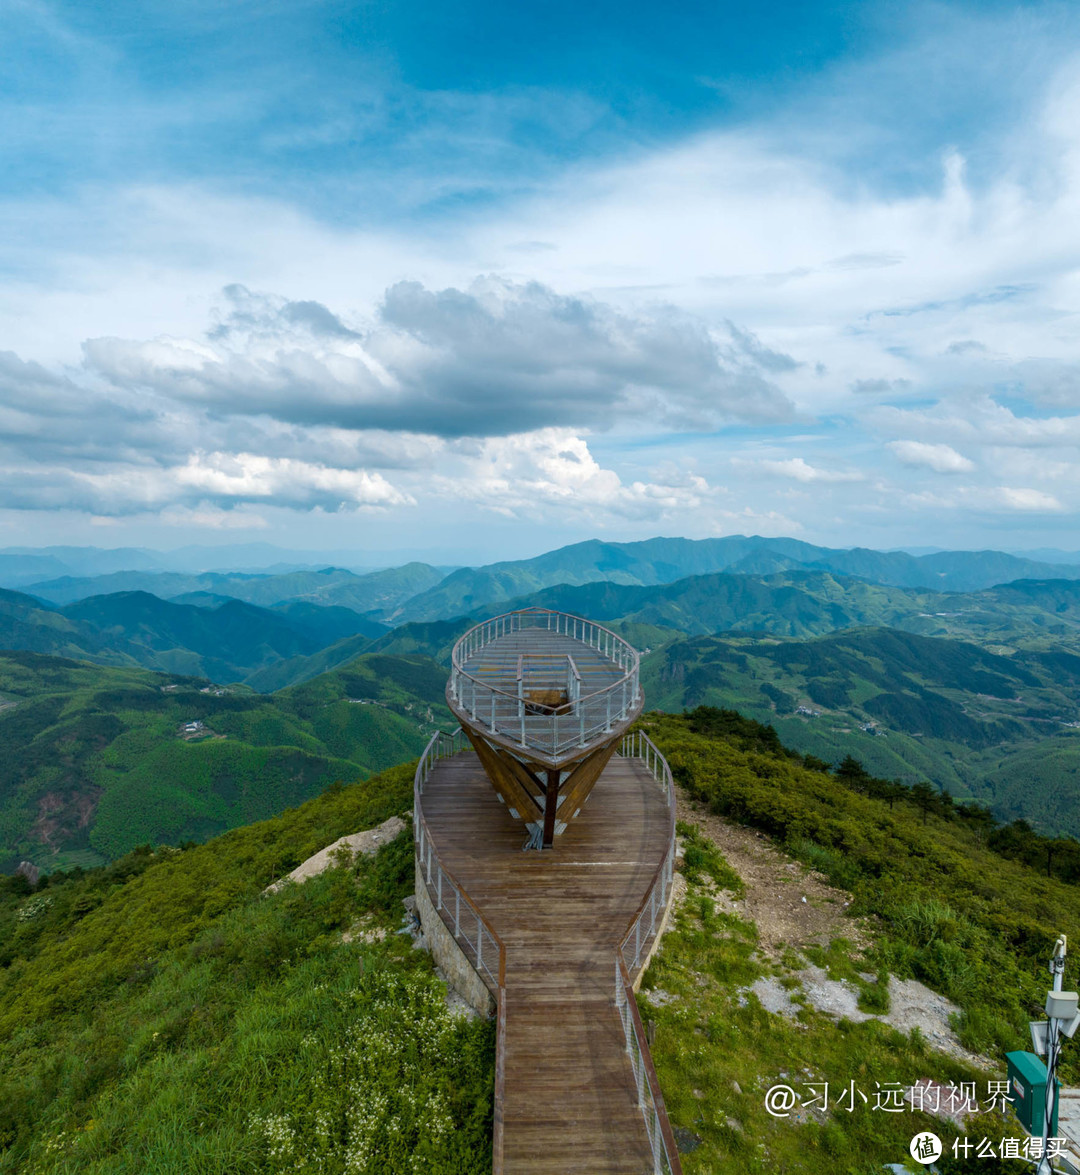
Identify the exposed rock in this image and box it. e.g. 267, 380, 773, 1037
673, 1126, 703, 1153
645, 988, 678, 1008
743, 965, 989, 1066
263, 815, 406, 894
15, 861, 40, 887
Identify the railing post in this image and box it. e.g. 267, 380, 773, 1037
455, 890, 461, 936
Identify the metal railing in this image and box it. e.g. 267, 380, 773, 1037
448, 608, 642, 763
414, 728, 505, 993
614, 729, 682, 1175
413, 729, 508, 1173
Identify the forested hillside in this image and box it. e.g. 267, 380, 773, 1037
0, 762, 494, 1174
0, 650, 449, 872
10, 535, 1080, 861
641, 628, 1080, 837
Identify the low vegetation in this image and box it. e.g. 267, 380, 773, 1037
646, 708, 1080, 1053
0, 762, 494, 1174
6, 698, 1080, 1173
639, 708, 1080, 1171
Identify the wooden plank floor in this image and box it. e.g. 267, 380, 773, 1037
422, 751, 670, 1174
458, 630, 633, 759
462, 630, 625, 693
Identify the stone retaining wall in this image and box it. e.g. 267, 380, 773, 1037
414, 859, 495, 1018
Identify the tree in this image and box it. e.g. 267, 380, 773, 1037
910, 782, 938, 825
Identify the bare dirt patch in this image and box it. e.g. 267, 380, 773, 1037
676, 792, 873, 956
32, 787, 103, 850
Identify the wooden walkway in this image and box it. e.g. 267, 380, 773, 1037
421, 751, 670, 1174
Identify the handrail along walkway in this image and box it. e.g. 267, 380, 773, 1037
615, 729, 683, 1175
414, 728, 508, 1172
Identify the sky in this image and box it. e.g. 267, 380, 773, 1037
3, 0, 1080, 562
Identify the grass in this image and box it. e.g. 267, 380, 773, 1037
0, 763, 494, 1173
646, 710, 1080, 1066
642, 828, 1025, 1175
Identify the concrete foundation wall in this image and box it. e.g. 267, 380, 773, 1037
414, 858, 495, 1018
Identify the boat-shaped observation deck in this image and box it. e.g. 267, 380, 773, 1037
446, 609, 645, 848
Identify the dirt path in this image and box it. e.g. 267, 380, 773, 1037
676, 793, 873, 956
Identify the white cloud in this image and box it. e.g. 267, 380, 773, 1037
0, 451, 415, 517
994, 486, 1064, 512
5, 34, 1080, 549
753, 457, 864, 483
80, 278, 794, 438
887, 440, 975, 473
170, 452, 413, 508
441, 429, 713, 522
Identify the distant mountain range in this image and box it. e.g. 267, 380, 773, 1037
9, 533, 1080, 860
12, 535, 1080, 621
23, 561, 444, 614
388, 535, 1080, 623
0, 542, 453, 585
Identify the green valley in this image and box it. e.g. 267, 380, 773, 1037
640, 627, 1080, 837
0, 649, 451, 872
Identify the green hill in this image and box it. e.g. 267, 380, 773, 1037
0, 763, 494, 1174
0, 589, 383, 685
392, 535, 1080, 623
640, 708, 1080, 1172
501, 568, 1080, 654
0, 649, 450, 872
4, 709, 1080, 1172
640, 627, 1080, 836
26, 562, 445, 615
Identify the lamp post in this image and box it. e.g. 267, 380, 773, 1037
1033, 936, 1079, 1174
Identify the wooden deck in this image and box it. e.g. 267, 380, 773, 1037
461, 629, 626, 693
453, 626, 639, 765
421, 750, 671, 1174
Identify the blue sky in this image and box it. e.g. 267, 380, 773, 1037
2, 0, 1080, 560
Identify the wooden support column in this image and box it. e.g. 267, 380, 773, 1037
542, 768, 560, 848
